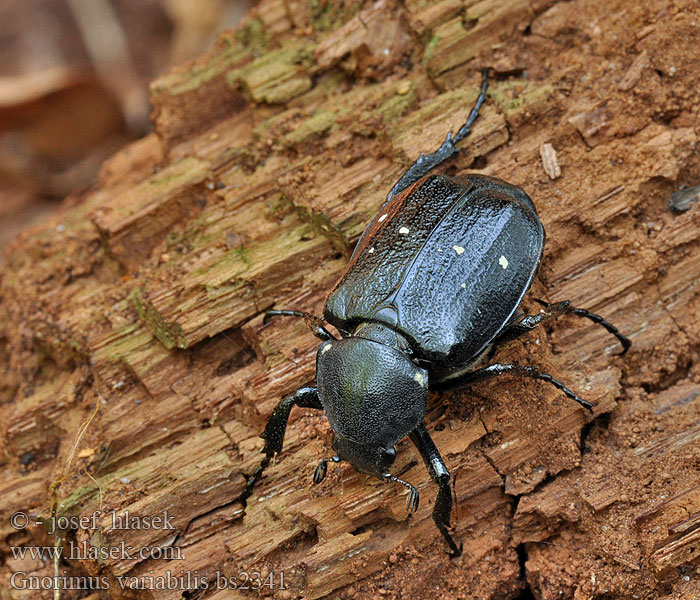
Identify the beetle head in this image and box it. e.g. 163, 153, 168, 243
316, 336, 428, 478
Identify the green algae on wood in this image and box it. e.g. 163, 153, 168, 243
282, 110, 338, 146
308, 0, 363, 33
423, 1, 531, 77
129, 287, 188, 350
235, 17, 271, 53
227, 40, 316, 104
133, 219, 338, 350
90, 157, 213, 267
151, 32, 254, 97
487, 80, 554, 117
391, 84, 484, 155
282, 195, 351, 257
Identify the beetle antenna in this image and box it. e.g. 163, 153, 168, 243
385, 474, 420, 513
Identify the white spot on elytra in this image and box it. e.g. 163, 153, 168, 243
499, 255, 509, 269
378, 214, 388, 222
452, 245, 465, 255
321, 343, 332, 354
368, 247, 375, 254
399, 226, 410, 234
460, 283, 466, 289
413, 372, 426, 388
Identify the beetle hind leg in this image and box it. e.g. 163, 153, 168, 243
239, 387, 322, 506
385, 69, 490, 205
410, 423, 463, 557
452, 68, 490, 146
495, 299, 631, 355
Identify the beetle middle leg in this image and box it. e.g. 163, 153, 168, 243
240, 387, 322, 506
264, 309, 336, 341
438, 363, 596, 412
410, 423, 462, 557
494, 299, 631, 354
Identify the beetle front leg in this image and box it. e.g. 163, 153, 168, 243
409, 423, 462, 558
240, 387, 322, 506
385, 69, 489, 205
495, 299, 631, 355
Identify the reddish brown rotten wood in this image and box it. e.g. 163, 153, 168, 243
1, 1, 699, 599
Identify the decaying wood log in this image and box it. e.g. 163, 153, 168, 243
1, 1, 699, 599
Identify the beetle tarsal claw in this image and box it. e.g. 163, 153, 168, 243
446, 540, 464, 559
313, 456, 340, 484
407, 488, 420, 513
313, 460, 327, 484
577, 397, 596, 412
386, 474, 419, 513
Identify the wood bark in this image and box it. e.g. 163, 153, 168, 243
1, 1, 699, 599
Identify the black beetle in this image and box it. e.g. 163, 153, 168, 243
240, 70, 630, 557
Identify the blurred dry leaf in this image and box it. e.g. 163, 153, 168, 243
0, 0, 254, 260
